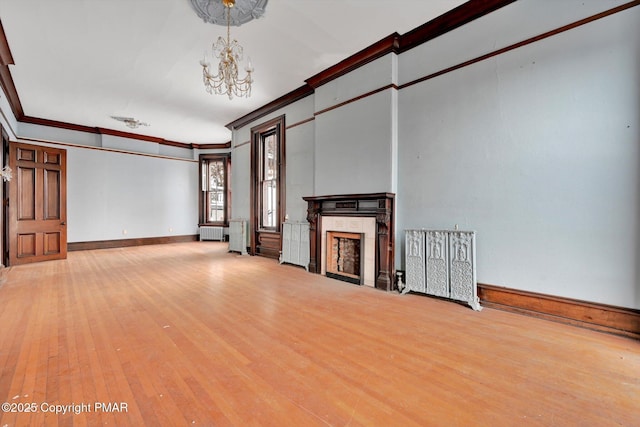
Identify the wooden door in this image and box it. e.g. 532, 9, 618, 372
8, 142, 67, 265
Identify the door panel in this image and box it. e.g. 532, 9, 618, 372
8, 142, 67, 265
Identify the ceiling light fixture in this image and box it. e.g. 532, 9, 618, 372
200, 0, 254, 99
110, 116, 150, 129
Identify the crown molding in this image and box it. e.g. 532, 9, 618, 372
0, 21, 15, 66
0, 20, 23, 120
21, 116, 219, 150
226, 0, 517, 131
0, 1, 530, 140
399, 0, 518, 53
225, 84, 313, 130
305, 32, 401, 89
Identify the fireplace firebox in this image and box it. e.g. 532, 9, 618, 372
326, 231, 364, 284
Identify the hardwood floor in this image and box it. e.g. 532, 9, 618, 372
0, 242, 638, 426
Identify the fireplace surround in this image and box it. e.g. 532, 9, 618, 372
303, 193, 395, 291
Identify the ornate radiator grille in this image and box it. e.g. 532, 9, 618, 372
404, 229, 481, 311
280, 222, 310, 270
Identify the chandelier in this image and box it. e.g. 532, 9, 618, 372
200, 0, 254, 99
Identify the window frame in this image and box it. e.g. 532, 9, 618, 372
250, 115, 286, 254
258, 130, 279, 230
198, 153, 231, 227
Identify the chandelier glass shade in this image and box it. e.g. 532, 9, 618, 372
200, 0, 253, 99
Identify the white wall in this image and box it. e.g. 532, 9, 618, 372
0, 104, 200, 243
397, 5, 640, 308
67, 146, 198, 242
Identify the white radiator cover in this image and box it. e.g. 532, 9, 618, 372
280, 222, 310, 270
404, 229, 481, 311
199, 226, 224, 241
228, 219, 248, 255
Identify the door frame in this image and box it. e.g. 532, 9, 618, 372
2, 126, 9, 267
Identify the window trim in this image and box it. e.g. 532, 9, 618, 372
198, 153, 231, 227
250, 115, 286, 254
258, 130, 279, 230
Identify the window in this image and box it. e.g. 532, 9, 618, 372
199, 154, 230, 225
260, 132, 278, 229
250, 115, 285, 257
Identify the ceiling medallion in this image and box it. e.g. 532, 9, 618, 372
189, 0, 268, 27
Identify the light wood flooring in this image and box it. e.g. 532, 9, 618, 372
0, 242, 638, 426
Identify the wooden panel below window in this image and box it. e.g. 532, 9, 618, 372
256, 230, 281, 259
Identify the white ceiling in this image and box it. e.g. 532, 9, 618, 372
0, 0, 467, 144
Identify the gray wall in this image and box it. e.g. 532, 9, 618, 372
397, 3, 640, 307
314, 55, 397, 196
230, 0, 640, 309
66, 146, 198, 242
231, 95, 315, 223
0, 118, 200, 244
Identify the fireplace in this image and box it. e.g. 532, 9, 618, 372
303, 193, 395, 291
326, 231, 364, 284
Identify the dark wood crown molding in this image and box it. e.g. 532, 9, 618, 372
306, 33, 400, 89
0, 21, 15, 66
226, 0, 517, 131
225, 84, 313, 131
19, 115, 230, 150
0, 19, 23, 120
22, 115, 96, 134
96, 127, 193, 149
2, 1, 518, 138
399, 0, 518, 53
399, 0, 640, 91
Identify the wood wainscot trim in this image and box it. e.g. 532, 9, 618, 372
303, 192, 395, 291
68, 234, 198, 251
478, 283, 640, 339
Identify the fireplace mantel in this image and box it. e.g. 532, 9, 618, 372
303, 193, 395, 291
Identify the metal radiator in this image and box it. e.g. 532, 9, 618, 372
228, 219, 248, 255
279, 221, 310, 270
403, 229, 481, 311
199, 226, 224, 241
